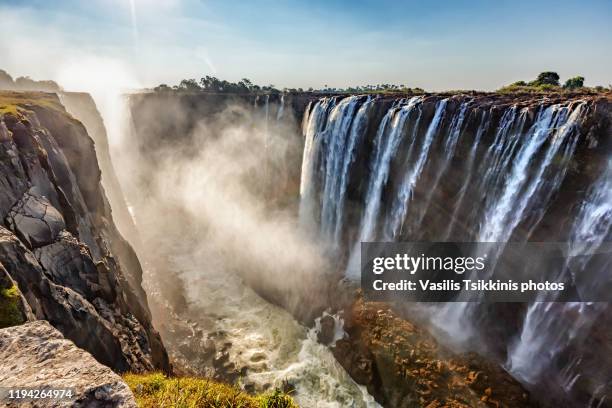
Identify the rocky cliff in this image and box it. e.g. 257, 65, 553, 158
0, 91, 169, 373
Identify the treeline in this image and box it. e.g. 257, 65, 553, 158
319, 84, 425, 94
154, 77, 283, 94
154, 77, 426, 94
499, 71, 611, 93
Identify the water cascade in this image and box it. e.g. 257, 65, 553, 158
299, 94, 609, 405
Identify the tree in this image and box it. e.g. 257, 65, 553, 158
154, 84, 171, 92
179, 79, 201, 91
532, 71, 560, 86
563, 76, 585, 89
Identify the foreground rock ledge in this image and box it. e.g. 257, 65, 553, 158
0, 321, 136, 407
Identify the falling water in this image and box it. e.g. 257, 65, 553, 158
507, 156, 612, 393
479, 103, 586, 243
384, 98, 448, 239
332, 97, 375, 245
277, 94, 285, 121
299, 94, 607, 405
359, 97, 423, 242
444, 108, 491, 240
320, 96, 362, 243
299, 97, 337, 228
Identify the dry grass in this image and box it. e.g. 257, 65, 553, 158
0, 91, 66, 117
123, 372, 298, 408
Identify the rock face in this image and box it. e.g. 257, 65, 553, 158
0, 91, 169, 372
333, 298, 534, 408
0, 321, 136, 407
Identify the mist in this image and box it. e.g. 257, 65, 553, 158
114, 94, 335, 321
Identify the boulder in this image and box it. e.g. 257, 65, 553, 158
0, 321, 136, 407
6, 188, 65, 248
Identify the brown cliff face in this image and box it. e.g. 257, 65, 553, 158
0, 91, 169, 373
333, 297, 534, 408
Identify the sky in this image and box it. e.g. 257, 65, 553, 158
0, 0, 611, 92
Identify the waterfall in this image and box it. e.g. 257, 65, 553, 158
478, 103, 586, 243
320, 96, 361, 243
299, 95, 376, 246
507, 156, 612, 388
444, 108, 491, 240
299, 97, 338, 229
277, 94, 285, 121
384, 98, 450, 239
298, 94, 609, 404
333, 97, 375, 245
359, 97, 423, 242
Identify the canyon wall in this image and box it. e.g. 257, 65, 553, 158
126, 90, 611, 407
0, 91, 169, 373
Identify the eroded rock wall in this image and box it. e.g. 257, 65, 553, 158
0, 91, 169, 373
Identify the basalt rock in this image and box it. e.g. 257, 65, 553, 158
0, 91, 169, 373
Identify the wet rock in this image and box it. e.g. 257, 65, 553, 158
0, 321, 136, 407
317, 314, 336, 345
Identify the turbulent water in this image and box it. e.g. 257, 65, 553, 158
166, 242, 380, 408
299, 94, 610, 405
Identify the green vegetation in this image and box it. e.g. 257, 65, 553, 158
154, 77, 281, 94
154, 76, 426, 95
0, 284, 26, 328
533, 71, 560, 86
123, 372, 298, 408
316, 84, 425, 94
564, 76, 585, 89
498, 71, 610, 94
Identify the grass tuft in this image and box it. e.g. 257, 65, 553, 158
123, 372, 298, 408
0, 284, 26, 328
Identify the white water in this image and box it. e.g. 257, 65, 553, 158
479, 103, 585, 243
345, 97, 422, 278
359, 97, 423, 243
333, 97, 374, 245
299, 97, 337, 230
507, 155, 612, 386
300, 95, 607, 404
277, 94, 285, 121
320, 96, 361, 244
166, 242, 380, 408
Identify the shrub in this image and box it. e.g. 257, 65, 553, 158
564, 76, 585, 89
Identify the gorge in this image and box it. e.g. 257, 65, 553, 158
0, 85, 610, 408
121, 90, 611, 407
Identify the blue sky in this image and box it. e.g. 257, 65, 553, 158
0, 0, 611, 91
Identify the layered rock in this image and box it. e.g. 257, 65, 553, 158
0, 91, 169, 372
0, 320, 136, 407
